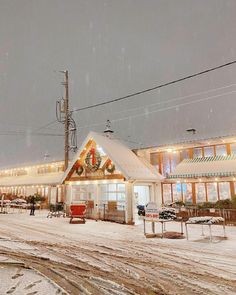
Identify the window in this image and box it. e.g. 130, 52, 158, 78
172, 183, 182, 202
182, 183, 193, 204
100, 183, 126, 206
215, 145, 227, 157
219, 182, 231, 200
162, 184, 172, 204
195, 183, 206, 203
230, 143, 236, 155
171, 153, 180, 173
150, 153, 159, 166
180, 150, 189, 160
72, 184, 96, 203
204, 146, 214, 158
162, 153, 171, 177
207, 183, 218, 202
193, 148, 203, 159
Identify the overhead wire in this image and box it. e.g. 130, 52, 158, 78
76, 89, 236, 130
71, 59, 236, 113
2, 59, 236, 136
73, 82, 236, 121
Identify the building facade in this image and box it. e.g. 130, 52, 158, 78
143, 136, 236, 205
1, 132, 236, 221
0, 161, 65, 205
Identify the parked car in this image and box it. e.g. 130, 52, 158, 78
10, 198, 27, 208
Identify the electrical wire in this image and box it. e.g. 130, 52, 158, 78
2, 60, 236, 137
73, 82, 236, 120
0, 131, 63, 137
72, 59, 236, 113
76, 89, 236, 130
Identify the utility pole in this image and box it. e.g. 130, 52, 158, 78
57, 70, 77, 171
61, 70, 69, 171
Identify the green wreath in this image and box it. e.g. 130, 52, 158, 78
85, 149, 101, 172
76, 165, 84, 176
106, 162, 115, 173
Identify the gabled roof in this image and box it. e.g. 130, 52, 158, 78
62, 131, 163, 183
168, 155, 236, 179
0, 172, 64, 186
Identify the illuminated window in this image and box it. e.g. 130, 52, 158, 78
162, 184, 172, 204
171, 153, 180, 173
172, 183, 182, 201
219, 182, 231, 200
193, 148, 203, 159
150, 153, 159, 166
206, 183, 218, 202
195, 183, 206, 203
204, 146, 214, 158
215, 145, 227, 156
230, 143, 236, 155
100, 183, 125, 206
182, 183, 193, 204
162, 153, 171, 177
180, 150, 189, 160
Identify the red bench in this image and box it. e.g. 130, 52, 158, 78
69, 204, 86, 224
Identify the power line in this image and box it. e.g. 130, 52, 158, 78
73, 82, 236, 120
3, 60, 235, 138
77, 89, 236, 130
0, 131, 63, 137
72, 59, 236, 113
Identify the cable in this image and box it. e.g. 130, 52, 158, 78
76, 89, 236, 130
73, 82, 236, 120
72, 60, 236, 113
0, 131, 63, 137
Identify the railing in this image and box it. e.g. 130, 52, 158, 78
176, 207, 236, 225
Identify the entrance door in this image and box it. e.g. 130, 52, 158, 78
133, 185, 150, 224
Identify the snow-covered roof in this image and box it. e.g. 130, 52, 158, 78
0, 172, 64, 187
62, 131, 163, 183
168, 155, 236, 179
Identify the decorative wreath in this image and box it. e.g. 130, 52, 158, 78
76, 165, 84, 176
106, 160, 115, 173
85, 148, 101, 172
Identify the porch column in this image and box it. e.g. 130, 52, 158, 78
126, 181, 134, 224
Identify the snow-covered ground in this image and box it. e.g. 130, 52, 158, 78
0, 210, 236, 295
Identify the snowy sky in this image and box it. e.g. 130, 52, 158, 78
0, 0, 236, 166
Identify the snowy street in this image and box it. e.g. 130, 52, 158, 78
0, 211, 236, 295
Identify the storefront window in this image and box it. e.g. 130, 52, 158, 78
195, 183, 206, 203
204, 146, 214, 158
72, 184, 96, 203
162, 153, 170, 177
171, 153, 180, 173
219, 182, 231, 200
207, 183, 218, 202
193, 148, 203, 159
172, 183, 182, 202
180, 150, 189, 160
162, 184, 172, 204
100, 183, 126, 206
182, 183, 193, 204
215, 145, 227, 156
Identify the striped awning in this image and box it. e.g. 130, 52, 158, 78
168, 155, 236, 179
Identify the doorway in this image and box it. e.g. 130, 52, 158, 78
133, 185, 150, 224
